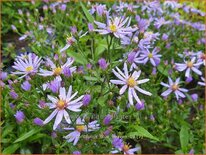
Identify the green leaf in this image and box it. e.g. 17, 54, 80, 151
66, 51, 87, 65
80, 2, 94, 23
128, 126, 159, 141
13, 129, 40, 143
3, 144, 20, 154
180, 125, 189, 152
83, 76, 98, 81
157, 65, 169, 76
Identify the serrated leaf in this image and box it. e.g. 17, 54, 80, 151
80, 2, 94, 23
180, 125, 189, 152
13, 129, 40, 143
129, 126, 159, 141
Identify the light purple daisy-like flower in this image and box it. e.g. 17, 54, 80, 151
161, 77, 188, 100
64, 117, 100, 145
39, 57, 76, 77
175, 57, 203, 77
94, 16, 137, 39
43, 86, 84, 130
198, 77, 205, 86
110, 62, 152, 105
12, 53, 42, 78
154, 17, 171, 29
90, 4, 107, 16
111, 136, 140, 154
136, 47, 162, 66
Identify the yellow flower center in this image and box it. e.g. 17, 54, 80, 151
123, 144, 131, 152
127, 77, 137, 87
187, 61, 193, 68
171, 84, 179, 91
25, 66, 33, 72
144, 31, 153, 38
148, 53, 153, 58
53, 67, 62, 75
109, 24, 117, 32
56, 100, 66, 110
76, 125, 85, 132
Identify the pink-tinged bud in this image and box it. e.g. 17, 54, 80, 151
33, 118, 44, 126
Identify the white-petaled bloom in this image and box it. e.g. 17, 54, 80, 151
64, 117, 100, 145
43, 86, 84, 130
94, 16, 137, 39
110, 62, 152, 105
60, 31, 88, 53
12, 53, 42, 78
198, 77, 205, 86
175, 57, 203, 77
39, 57, 76, 77
161, 77, 188, 100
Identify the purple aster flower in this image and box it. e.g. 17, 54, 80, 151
10, 90, 18, 99
137, 47, 162, 66
103, 126, 113, 136
63, 67, 72, 77
82, 94, 91, 106
12, 53, 42, 78
103, 114, 112, 125
110, 62, 151, 105
33, 117, 43, 126
150, 114, 155, 121
161, 77, 188, 100
39, 57, 76, 77
64, 117, 100, 145
47, 77, 62, 93
88, 23, 94, 32
135, 15, 150, 33
10, 103, 15, 109
94, 16, 137, 39
162, 33, 168, 41
175, 57, 203, 77
90, 4, 107, 16
86, 63, 92, 70
127, 52, 136, 64
73, 151, 81, 155
0, 72, 7, 80
189, 148, 194, 155
60, 4, 66, 11
14, 110, 25, 123
111, 136, 140, 154
43, 86, 84, 130
70, 26, 77, 35
154, 17, 171, 29
51, 131, 57, 138
191, 94, 198, 102
77, 66, 84, 74
186, 77, 193, 83
21, 81, 31, 91
152, 67, 157, 75
38, 100, 47, 109
135, 101, 145, 110
198, 77, 205, 86
98, 58, 108, 70
112, 137, 124, 149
